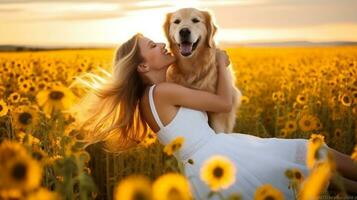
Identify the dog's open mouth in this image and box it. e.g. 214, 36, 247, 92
178, 37, 200, 57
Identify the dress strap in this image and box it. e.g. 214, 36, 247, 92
148, 84, 164, 130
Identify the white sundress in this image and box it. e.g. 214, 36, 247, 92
148, 84, 312, 200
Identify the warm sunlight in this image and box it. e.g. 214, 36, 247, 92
0, 0, 356, 46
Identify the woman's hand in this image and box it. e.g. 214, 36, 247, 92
216, 49, 230, 68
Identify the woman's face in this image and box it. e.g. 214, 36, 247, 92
138, 36, 175, 70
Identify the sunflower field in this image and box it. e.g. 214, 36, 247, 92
0, 46, 356, 200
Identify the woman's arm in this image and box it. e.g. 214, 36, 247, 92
158, 49, 233, 113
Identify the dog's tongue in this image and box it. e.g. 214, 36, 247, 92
180, 43, 192, 55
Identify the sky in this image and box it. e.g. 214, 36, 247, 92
1, 0, 357, 46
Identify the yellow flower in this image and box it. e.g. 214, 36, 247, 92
279, 128, 289, 138
0, 189, 22, 199
200, 155, 236, 191
0, 140, 28, 165
296, 94, 308, 105
298, 114, 317, 132
0, 99, 9, 116
0, 153, 42, 191
340, 93, 352, 107
36, 84, 77, 117
141, 132, 157, 148
12, 105, 39, 131
306, 134, 325, 169
27, 187, 60, 200
19, 80, 31, 93
254, 184, 285, 200
241, 96, 249, 104
114, 175, 152, 200
299, 162, 333, 200
285, 168, 304, 192
284, 120, 297, 133
8, 92, 21, 104
153, 173, 192, 200
163, 137, 184, 156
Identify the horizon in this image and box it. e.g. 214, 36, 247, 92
1, 0, 357, 46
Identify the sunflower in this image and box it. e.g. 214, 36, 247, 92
0, 153, 42, 191
152, 173, 192, 200
254, 184, 284, 200
114, 175, 152, 200
0, 99, 9, 117
272, 92, 279, 102
27, 187, 60, 200
31, 146, 48, 164
140, 132, 157, 148
200, 155, 236, 191
299, 162, 333, 200
8, 92, 21, 104
18, 80, 31, 93
296, 94, 308, 105
12, 105, 39, 131
279, 128, 289, 138
0, 140, 28, 165
340, 93, 352, 107
285, 168, 304, 191
37, 80, 49, 91
240, 96, 249, 104
0, 188, 22, 199
36, 84, 77, 117
298, 114, 317, 132
284, 120, 297, 133
306, 134, 326, 169
163, 137, 184, 156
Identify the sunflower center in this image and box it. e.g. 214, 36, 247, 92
264, 195, 275, 200
294, 172, 302, 179
213, 166, 224, 178
168, 187, 182, 200
11, 162, 27, 181
0, 105, 3, 111
19, 112, 32, 125
304, 120, 311, 127
132, 190, 148, 200
49, 91, 64, 100
343, 96, 350, 103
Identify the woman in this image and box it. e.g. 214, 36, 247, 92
73, 33, 357, 199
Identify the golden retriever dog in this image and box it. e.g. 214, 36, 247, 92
163, 8, 242, 133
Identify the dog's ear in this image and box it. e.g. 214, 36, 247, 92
163, 12, 173, 44
202, 11, 217, 48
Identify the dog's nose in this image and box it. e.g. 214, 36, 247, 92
179, 28, 191, 38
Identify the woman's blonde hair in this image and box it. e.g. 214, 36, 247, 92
70, 33, 151, 153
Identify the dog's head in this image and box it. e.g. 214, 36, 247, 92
163, 8, 217, 58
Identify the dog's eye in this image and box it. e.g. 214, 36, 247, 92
173, 19, 181, 24
192, 18, 200, 23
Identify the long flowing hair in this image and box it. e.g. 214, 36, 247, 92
69, 33, 151, 153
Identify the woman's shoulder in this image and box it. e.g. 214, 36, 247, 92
155, 82, 184, 93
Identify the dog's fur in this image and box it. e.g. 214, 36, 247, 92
163, 8, 242, 133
